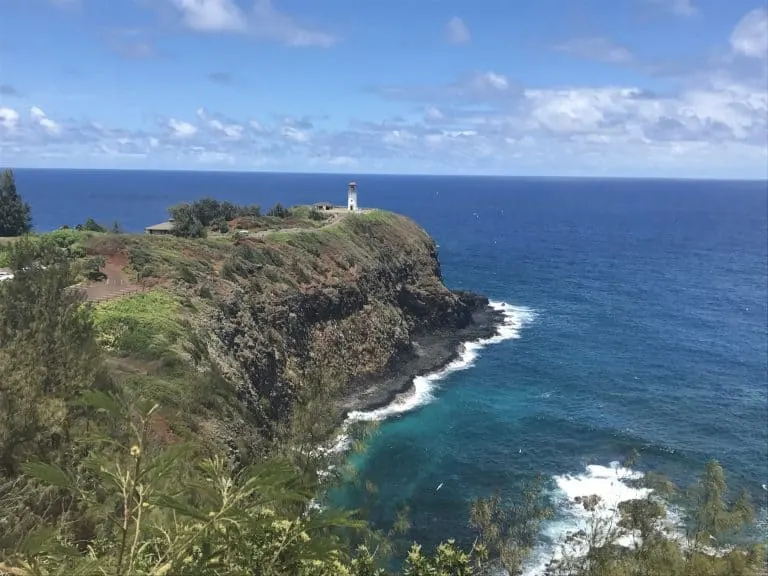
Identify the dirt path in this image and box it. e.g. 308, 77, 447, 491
82, 254, 145, 302
252, 208, 367, 239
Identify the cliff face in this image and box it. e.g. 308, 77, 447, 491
206, 211, 491, 436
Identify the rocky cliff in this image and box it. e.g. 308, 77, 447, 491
84, 209, 499, 448
202, 211, 499, 438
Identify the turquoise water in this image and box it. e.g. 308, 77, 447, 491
14, 169, 768, 569
326, 177, 768, 568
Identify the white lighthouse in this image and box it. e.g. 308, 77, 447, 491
347, 181, 358, 212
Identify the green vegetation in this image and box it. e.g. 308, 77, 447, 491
0, 170, 31, 237
167, 197, 262, 238
166, 197, 332, 238
78, 217, 108, 233
0, 183, 764, 575
266, 202, 292, 218
92, 291, 183, 358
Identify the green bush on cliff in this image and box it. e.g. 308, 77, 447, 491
92, 290, 183, 358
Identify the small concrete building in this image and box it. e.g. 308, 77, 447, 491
145, 220, 175, 235
347, 181, 358, 212
314, 201, 334, 211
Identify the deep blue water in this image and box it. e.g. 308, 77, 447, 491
13, 169, 768, 566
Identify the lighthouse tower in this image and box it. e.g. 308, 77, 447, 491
347, 181, 358, 212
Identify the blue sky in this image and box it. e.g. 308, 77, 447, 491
1, 0, 766, 177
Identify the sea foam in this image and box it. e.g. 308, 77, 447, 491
345, 301, 536, 423
523, 461, 664, 575
321, 301, 535, 456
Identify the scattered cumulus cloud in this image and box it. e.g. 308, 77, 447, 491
196, 108, 244, 139
2, 6, 766, 176
445, 17, 471, 45
0, 108, 20, 131
251, 0, 337, 47
730, 8, 768, 59
169, 0, 247, 32
30, 106, 62, 135
281, 126, 311, 143
167, 118, 198, 138
469, 71, 509, 91
166, 0, 337, 46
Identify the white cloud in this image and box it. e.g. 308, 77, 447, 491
730, 8, 768, 59
29, 106, 62, 135
166, 0, 337, 46
196, 108, 244, 139
209, 119, 243, 139
467, 71, 509, 92
445, 17, 471, 45
39, 118, 62, 135
168, 118, 198, 138
0, 107, 20, 131
281, 126, 310, 142
554, 37, 634, 63
169, 0, 246, 32
251, 0, 337, 47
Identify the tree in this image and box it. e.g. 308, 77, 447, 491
191, 197, 221, 227
0, 169, 32, 237
267, 203, 291, 218
81, 217, 106, 233
168, 203, 206, 238
0, 238, 103, 475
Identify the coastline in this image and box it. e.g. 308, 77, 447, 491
337, 301, 505, 416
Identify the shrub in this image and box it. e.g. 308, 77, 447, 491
129, 246, 153, 270
138, 264, 156, 280
92, 290, 182, 358
213, 218, 229, 234
83, 256, 106, 281
309, 208, 327, 222
175, 264, 197, 284
81, 217, 107, 233
267, 203, 292, 218
198, 284, 213, 299
68, 242, 86, 259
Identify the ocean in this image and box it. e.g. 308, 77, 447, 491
13, 168, 768, 570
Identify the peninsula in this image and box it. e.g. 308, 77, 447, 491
0, 183, 502, 453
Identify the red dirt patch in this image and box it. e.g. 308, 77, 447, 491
83, 253, 145, 302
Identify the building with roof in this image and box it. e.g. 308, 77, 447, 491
145, 220, 175, 235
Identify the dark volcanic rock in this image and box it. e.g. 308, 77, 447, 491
209, 212, 504, 438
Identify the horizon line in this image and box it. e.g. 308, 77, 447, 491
6, 166, 768, 183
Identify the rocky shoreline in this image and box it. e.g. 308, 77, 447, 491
337, 298, 504, 416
